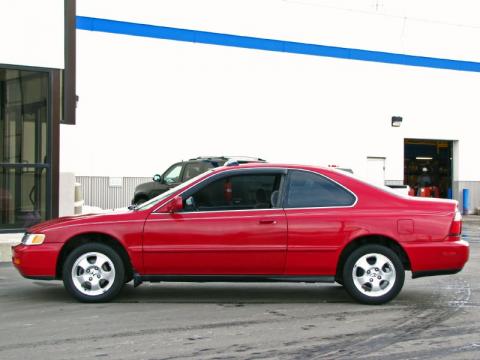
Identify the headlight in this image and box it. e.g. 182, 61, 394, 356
21, 233, 46, 246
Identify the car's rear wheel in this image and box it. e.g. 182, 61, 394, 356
63, 243, 125, 302
343, 244, 404, 305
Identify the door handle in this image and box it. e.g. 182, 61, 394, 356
259, 219, 277, 225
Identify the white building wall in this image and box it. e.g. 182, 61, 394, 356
62, 1, 480, 187
0, 0, 64, 69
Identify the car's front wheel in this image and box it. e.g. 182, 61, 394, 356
63, 243, 125, 302
343, 244, 404, 305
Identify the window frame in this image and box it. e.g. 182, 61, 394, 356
282, 169, 358, 209
0, 65, 60, 233
178, 168, 287, 213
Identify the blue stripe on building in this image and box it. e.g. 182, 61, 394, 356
76, 16, 480, 73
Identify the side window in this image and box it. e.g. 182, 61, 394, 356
182, 162, 213, 181
185, 174, 281, 211
285, 170, 356, 208
163, 164, 182, 184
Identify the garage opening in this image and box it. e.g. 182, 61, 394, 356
404, 139, 453, 198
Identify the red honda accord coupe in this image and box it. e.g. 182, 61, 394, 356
12, 163, 468, 304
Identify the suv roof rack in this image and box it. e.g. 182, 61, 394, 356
224, 159, 240, 167
188, 156, 267, 163
188, 156, 228, 161
225, 156, 266, 162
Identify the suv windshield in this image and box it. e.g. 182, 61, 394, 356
135, 170, 215, 211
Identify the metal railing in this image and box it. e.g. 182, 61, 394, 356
76, 176, 151, 210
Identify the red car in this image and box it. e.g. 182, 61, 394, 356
12, 163, 468, 304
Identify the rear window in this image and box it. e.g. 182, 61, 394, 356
285, 170, 356, 208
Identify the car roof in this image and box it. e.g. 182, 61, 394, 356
212, 162, 333, 173
189, 155, 264, 160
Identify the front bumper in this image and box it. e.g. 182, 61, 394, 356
12, 243, 62, 279
405, 239, 469, 277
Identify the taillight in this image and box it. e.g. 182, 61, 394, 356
449, 208, 462, 236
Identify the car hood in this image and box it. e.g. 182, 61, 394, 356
27, 210, 131, 233
135, 181, 161, 194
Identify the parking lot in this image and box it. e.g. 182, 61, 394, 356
0, 221, 478, 360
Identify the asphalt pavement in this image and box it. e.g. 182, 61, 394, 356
0, 222, 479, 359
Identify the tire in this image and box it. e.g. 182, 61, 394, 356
342, 244, 404, 305
62, 243, 125, 303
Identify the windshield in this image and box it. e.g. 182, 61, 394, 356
135, 170, 215, 211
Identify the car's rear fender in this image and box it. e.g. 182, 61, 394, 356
335, 234, 411, 282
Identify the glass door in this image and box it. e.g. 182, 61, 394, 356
0, 69, 51, 231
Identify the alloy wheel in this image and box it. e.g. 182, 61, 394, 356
352, 253, 396, 297
71, 252, 116, 296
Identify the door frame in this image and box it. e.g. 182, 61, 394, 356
0, 65, 60, 233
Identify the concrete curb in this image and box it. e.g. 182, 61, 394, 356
0, 234, 22, 262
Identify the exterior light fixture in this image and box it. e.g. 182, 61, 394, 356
391, 116, 402, 127
416, 156, 433, 160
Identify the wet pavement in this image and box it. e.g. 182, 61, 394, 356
0, 223, 479, 359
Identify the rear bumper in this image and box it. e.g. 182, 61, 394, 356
405, 239, 469, 276
12, 243, 61, 279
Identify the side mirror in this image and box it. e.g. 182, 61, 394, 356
167, 196, 183, 213
153, 174, 162, 182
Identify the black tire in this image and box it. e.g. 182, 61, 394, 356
343, 244, 404, 305
62, 243, 125, 303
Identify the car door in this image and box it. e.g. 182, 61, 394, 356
143, 169, 288, 275
283, 170, 358, 275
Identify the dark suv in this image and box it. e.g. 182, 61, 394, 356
132, 156, 266, 205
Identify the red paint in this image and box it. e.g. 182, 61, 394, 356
403, 240, 469, 272
397, 219, 414, 234
143, 209, 287, 274
12, 163, 469, 282
12, 243, 62, 277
